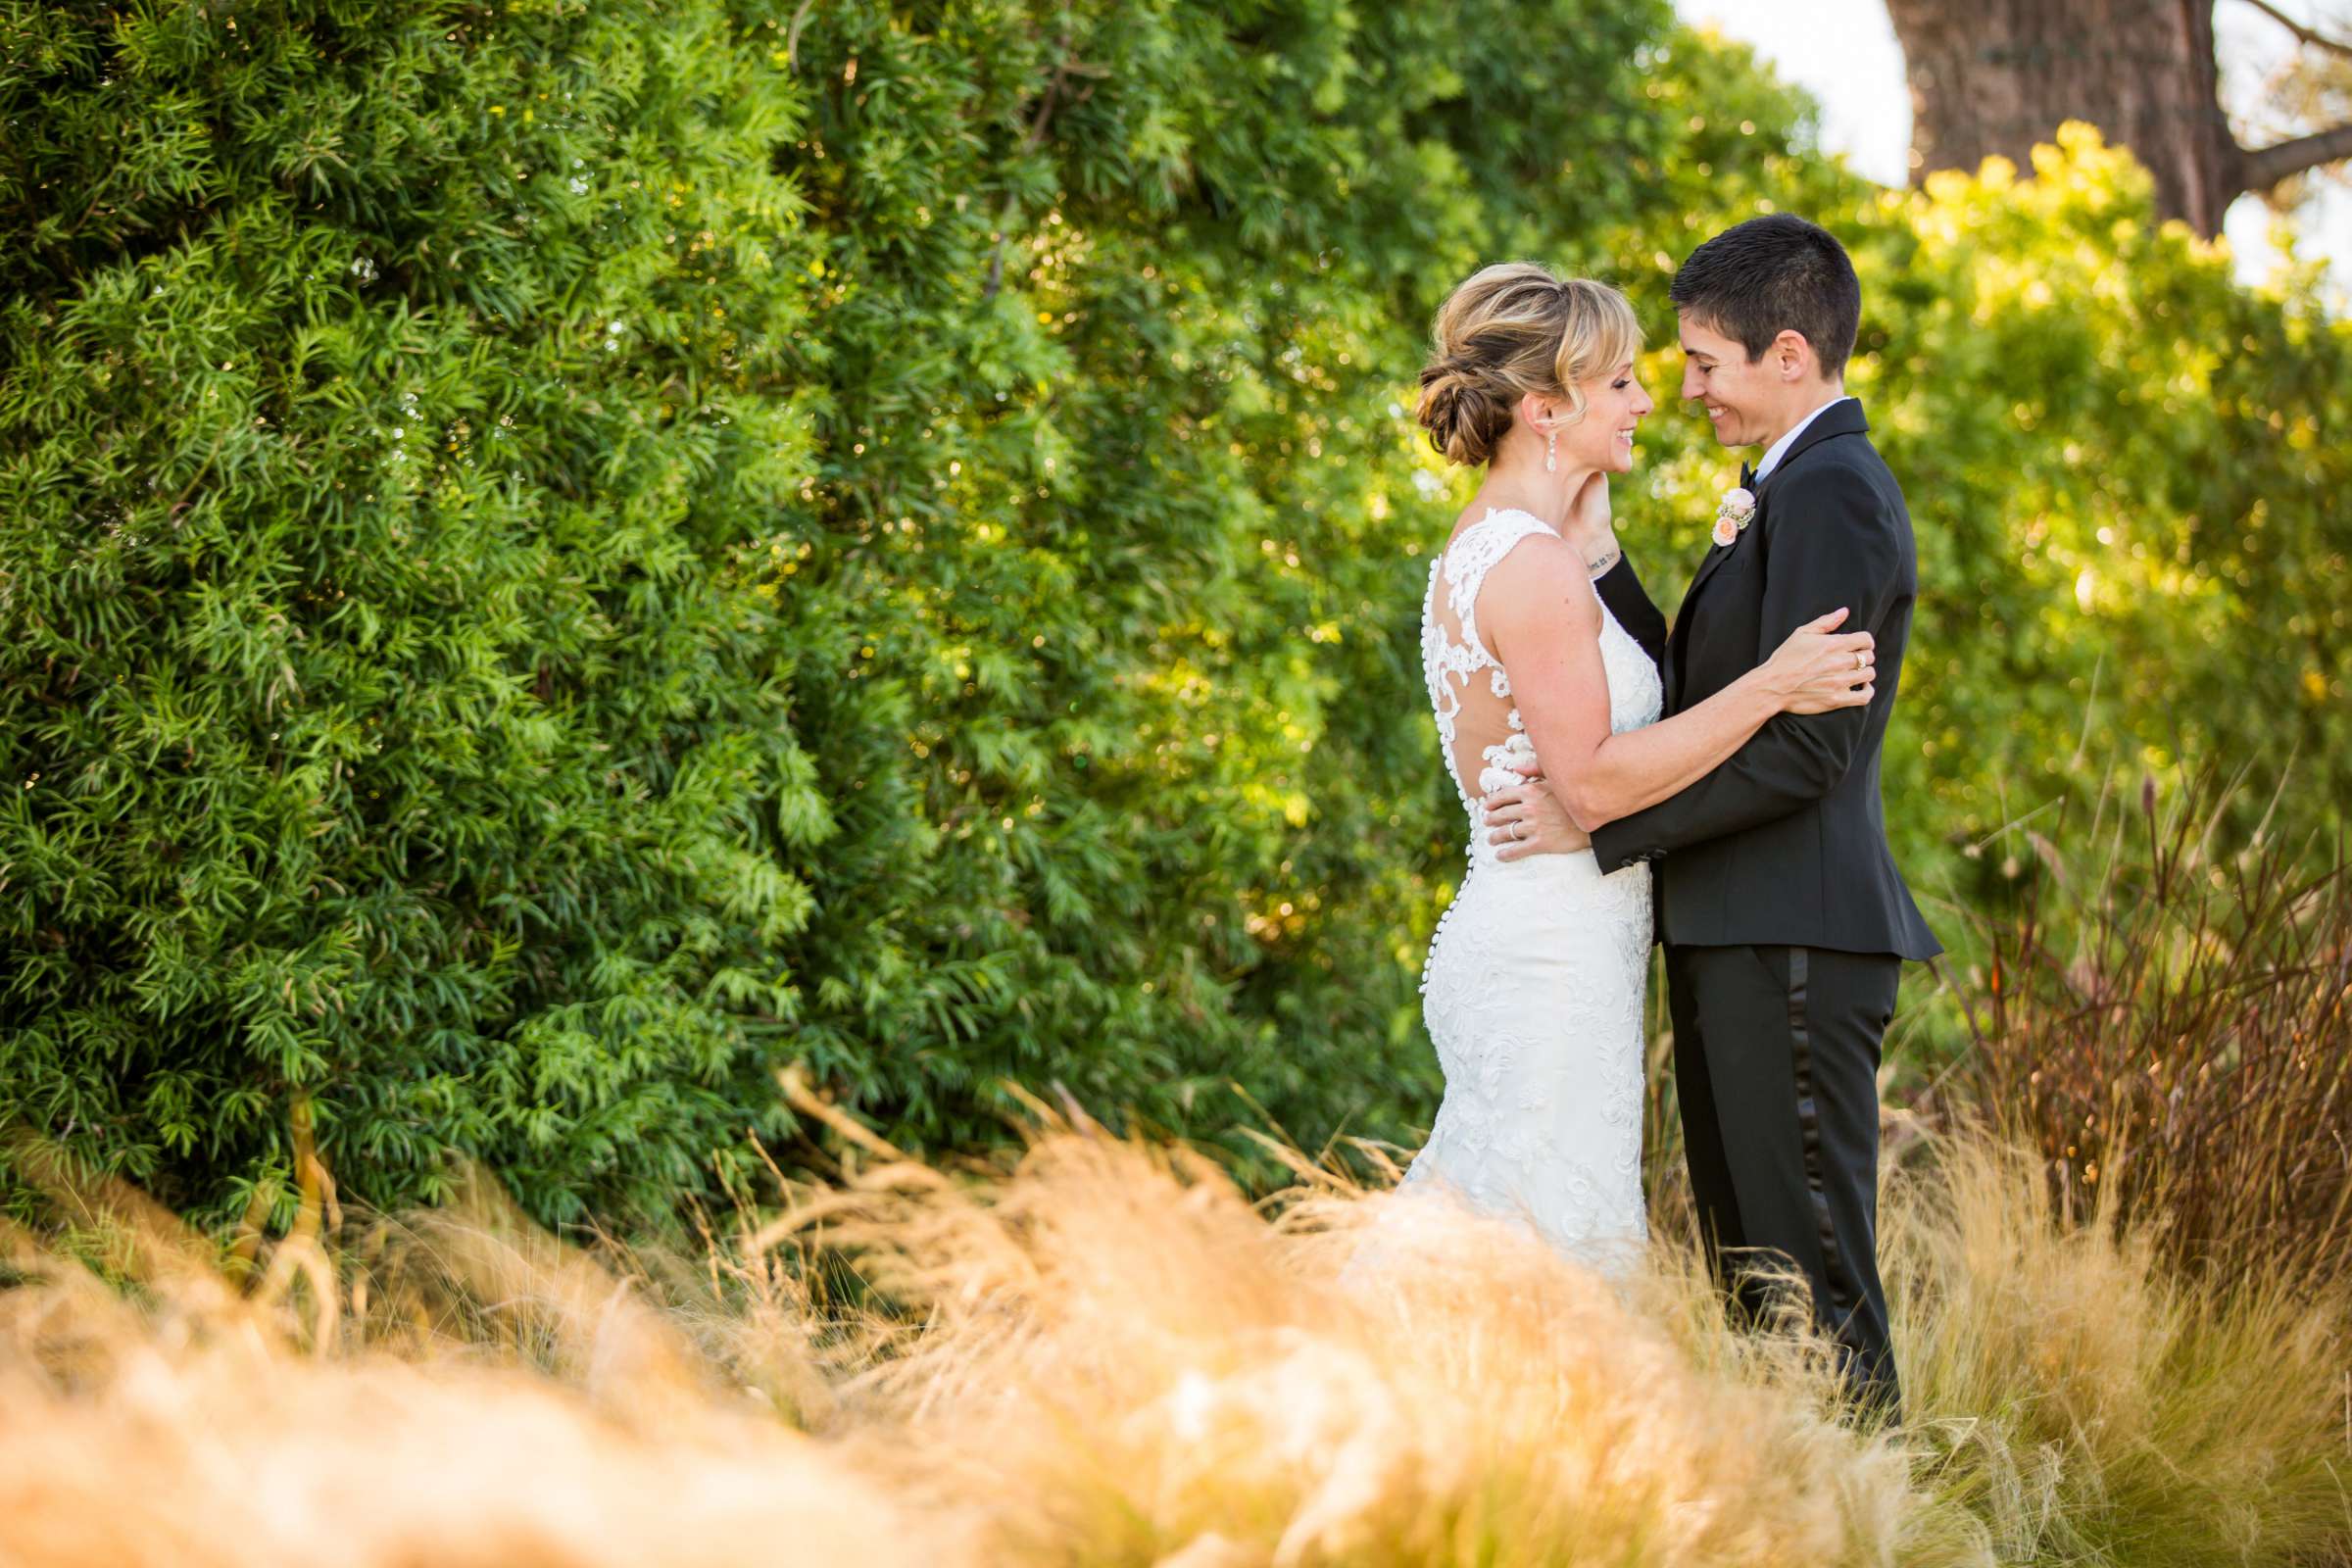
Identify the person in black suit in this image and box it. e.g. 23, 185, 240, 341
1478, 215, 1940, 1428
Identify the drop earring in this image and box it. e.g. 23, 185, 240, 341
1544, 426, 1558, 472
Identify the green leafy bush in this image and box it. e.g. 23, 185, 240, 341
1, 0, 827, 1226
2, 2, 2343, 1238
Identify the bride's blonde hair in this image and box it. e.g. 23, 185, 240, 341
1415, 264, 1642, 467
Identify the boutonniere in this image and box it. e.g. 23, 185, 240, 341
1710, 485, 1756, 548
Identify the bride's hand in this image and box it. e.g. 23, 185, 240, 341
1764, 608, 1877, 714
1483, 766, 1592, 860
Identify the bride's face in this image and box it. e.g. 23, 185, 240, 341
1562, 357, 1654, 474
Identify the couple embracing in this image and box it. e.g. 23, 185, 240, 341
1390, 215, 1940, 1429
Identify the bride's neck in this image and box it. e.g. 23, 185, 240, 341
1471, 460, 1598, 532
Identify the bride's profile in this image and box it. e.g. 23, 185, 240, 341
1341, 263, 1877, 1288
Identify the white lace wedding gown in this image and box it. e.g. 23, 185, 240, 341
1359, 505, 1666, 1282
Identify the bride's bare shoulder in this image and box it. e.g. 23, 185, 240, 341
1482, 528, 1597, 627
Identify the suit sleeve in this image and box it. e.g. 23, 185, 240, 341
1592, 552, 1667, 674
1589, 464, 1902, 874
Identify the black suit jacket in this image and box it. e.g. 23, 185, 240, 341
1590, 399, 1941, 960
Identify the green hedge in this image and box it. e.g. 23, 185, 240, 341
1, 1, 2343, 1234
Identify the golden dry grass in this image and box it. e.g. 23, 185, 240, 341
0, 1083, 2344, 1568
1884, 1118, 2352, 1566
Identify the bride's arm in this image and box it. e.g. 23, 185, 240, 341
1566, 470, 1663, 671
1481, 538, 1869, 833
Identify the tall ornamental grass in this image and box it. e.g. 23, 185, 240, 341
1958, 763, 2352, 1298
3, 1085, 2345, 1567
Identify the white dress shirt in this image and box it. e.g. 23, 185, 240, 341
1753, 394, 1856, 484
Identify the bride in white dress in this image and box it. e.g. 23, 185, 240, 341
1359, 264, 1880, 1281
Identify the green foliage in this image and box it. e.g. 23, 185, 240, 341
1, 2, 2344, 1235
1, 0, 825, 1227
1841, 130, 2352, 920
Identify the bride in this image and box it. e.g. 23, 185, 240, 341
1369, 263, 1876, 1280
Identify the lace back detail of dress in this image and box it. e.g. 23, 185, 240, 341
1421, 509, 1550, 818
1420, 508, 1662, 854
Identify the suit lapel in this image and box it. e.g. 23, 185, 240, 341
1664, 569, 1697, 711
1664, 399, 1872, 711
1682, 510, 1748, 608
1664, 497, 1759, 709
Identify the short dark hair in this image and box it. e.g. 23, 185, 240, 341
1670, 214, 1860, 379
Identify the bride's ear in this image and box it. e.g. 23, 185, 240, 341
1518, 388, 1569, 433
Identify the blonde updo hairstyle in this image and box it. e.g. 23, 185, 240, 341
1415, 263, 1642, 467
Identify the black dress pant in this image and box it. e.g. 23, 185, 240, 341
1664, 942, 1903, 1426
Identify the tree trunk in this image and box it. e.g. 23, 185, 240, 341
1885, 0, 2243, 234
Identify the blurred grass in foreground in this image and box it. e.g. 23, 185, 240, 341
2, 1068, 2346, 1567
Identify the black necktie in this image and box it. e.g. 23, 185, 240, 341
1740, 461, 1757, 489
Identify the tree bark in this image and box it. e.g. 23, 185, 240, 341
1886, 0, 2246, 233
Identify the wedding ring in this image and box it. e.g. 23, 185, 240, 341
1854, 649, 1866, 669
1511, 821, 1526, 841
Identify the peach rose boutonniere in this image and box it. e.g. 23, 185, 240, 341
1710, 484, 1756, 548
